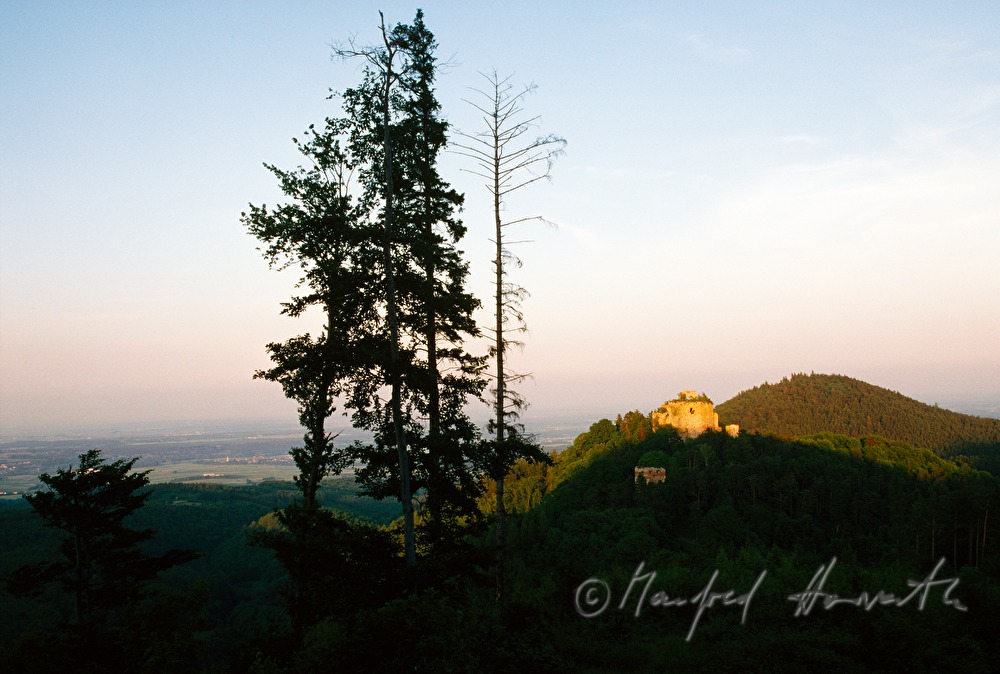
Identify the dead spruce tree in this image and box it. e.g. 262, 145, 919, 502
455, 70, 564, 599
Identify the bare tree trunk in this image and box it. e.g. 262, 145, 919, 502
303, 302, 336, 509
305, 422, 324, 508
423, 159, 441, 536
455, 71, 564, 601
380, 57, 416, 567
493, 139, 507, 601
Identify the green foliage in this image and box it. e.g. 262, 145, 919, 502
4, 418, 999, 672
478, 456, 550, 516
494, 418, 1000, 672
243, 104, 376, 508
617, 409, 653, 443
331, 11, 488, 565
637, 450, 668, 468
798, 432, 963, 480
2, 476, 404, 672
248, 505, 398, 636
670, 391, 713, 404
549, 418, 624, 488
4, 451, 204, 672
8, 450, 197, 626
717, 373, 1000, 468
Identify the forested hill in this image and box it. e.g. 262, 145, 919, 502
716, 373, 1000, 454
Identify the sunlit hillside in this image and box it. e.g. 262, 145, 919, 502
717, 373, 1000, 462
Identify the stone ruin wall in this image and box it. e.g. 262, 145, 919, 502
636, 392, 740, 487
634, 466, 667, 484
650, 399, 721, 439
647, 391, 741, 439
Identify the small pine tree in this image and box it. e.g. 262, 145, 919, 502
8, 449, 195, 627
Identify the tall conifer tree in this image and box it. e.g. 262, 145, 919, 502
395, 11, 486, 549
338, 11, 485, 563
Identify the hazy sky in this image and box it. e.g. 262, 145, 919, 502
2, 1, 999, 435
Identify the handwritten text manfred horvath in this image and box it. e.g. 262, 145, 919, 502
574, 557, 966, 641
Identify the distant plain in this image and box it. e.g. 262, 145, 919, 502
0, 409, 602, 499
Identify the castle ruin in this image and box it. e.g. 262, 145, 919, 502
650, 390, 739, 439
634, 466, 666, 484
635, 391, 738, 485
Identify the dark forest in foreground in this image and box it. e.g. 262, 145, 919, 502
3, 408, 999, 673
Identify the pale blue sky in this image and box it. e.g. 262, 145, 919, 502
2, 1, 999, 434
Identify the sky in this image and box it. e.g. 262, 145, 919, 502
2, 1, 999, 436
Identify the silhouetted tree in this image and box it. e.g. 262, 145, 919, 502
249, 505, 398, 639
243, 116, 375, 508
335, 12, 418, 565
393, 11, 487, 550
8, 450, 195, 627
338, 11, 485, 562
455, 70, 564, 599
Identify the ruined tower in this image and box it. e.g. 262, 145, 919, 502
650, 391, 735, 439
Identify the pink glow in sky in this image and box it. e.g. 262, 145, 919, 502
2, 2, 999, 434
